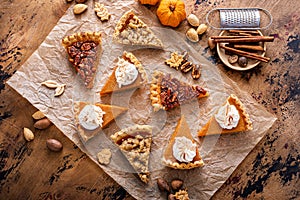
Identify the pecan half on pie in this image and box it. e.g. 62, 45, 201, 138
62, 32, 102, 88
100, 51, 147, 96
198, 94, 253, 137
113, 10, 163, 48
150, 71, 209, 111
110, 125, 152, 183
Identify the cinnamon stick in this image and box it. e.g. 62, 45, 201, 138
228, 30, 260, 35
214, 36, 274, 43
233, 44, 265, 51
220, 45, 270, 62
211, 35, 258, 39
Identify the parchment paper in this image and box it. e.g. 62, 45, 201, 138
7, 1, 277, 199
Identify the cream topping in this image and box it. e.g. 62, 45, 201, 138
172, 136, 197, 163
115, 58, 138, 88
78, 105, 105, 130
215, 101, 240, 129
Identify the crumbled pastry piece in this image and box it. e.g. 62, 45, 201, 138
97, 148, 112, 165
174, 189, 190, 200
94, 2, 111, 21
165, 52, 184, 70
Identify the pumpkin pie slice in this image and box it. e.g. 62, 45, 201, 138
162, 115, 204, 169
62, 32, 102, 88
198, 94, 253, 137
111, 125, 152, 183
113, 10, 163, 48
100, 51, 147, 96
74, 101, 128, 142
150, 71, 209, 111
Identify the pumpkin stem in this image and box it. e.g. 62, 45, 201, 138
169, 5, 175, 12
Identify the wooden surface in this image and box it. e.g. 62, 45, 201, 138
0, 0, 299, 199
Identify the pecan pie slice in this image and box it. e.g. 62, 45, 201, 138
111, 125, 152, 183
74, 101, 128, 142
150, 71, 209, 111
113, 10, 163, 48
162, 115, 204, 169
198, 94, 253, 137
100, 51, 147, 96
62, 32, 102, 88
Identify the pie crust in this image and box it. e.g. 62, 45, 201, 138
150, 71, 209, 111
62, 32, 102, 88
113, 10, 163, 48
198, 94, 253, 137
100, 51, 147, 96
162, 115, 204, 169
111, 124, 152, 183
74, 101, 128, 142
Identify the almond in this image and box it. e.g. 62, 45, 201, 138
34, 118, 52, 130
46, 139, 63, 152
23, 127, 34, 141
32, 110, 45, 120
73, 4, 88, 15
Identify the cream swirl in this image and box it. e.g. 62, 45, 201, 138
115, 58, 138, 88
215, 101, 240, 129
78, 105, 106, 130
172, 136, 197, 163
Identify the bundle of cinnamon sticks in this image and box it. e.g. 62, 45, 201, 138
209, 30, 274, 63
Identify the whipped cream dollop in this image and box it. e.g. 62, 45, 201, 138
172, 136, 197, 163
215, 101, 240, 129
115, 58, 138, 88
78, 105, 106, 130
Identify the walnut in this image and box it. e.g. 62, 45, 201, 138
174, 189, 190, 200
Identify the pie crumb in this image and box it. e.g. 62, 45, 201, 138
97, 148, 112, 165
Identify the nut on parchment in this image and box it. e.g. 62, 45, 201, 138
191, 64, 201, 80
157, 178, 171, 193
73, 4, 88, 15
54, 84, 66, 97
180, 61, 193, 73
171, 179, 184, 191
34, 118, 52, 130
186, 28, 199, 43
46, 139, 63, 152
32, 110, 45, 120
23, 127, 34, 141
97, 148, 112, 165
187, 14, 200, 27
41, 80, 59, 89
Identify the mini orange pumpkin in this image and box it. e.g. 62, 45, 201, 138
139, 0, 160, 5
156, 0, 186, 28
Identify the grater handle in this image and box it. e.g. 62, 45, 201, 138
206, 8, 273, 30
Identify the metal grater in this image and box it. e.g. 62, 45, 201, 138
206, 8, 273, 30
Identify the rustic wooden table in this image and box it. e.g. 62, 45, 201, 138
0, 0, 299, 199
